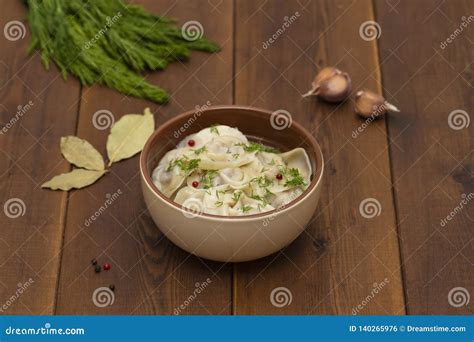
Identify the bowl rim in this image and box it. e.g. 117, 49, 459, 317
140, 105, 324, 221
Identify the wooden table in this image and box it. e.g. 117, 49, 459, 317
1, 0, 472, 315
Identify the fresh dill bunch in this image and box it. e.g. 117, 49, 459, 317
25, 0, 220, 103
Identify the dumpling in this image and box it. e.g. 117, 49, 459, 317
202, 186, 234, 215
186, 169, 228, 190
177, 125, 248, 150
152, 148, 190, 197
195, 125, 248, 145
269, 187, 304, 209
174, 186, 206, 205
153, 124, 313, 217
218, 168, 251, 190
230, 193, 275, 216
280, 148, 312, 186
198, 136, 255, 170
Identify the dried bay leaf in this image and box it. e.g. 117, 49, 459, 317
41, 169, 106, 191
106, 108, 154, 166
60, 136, 105, 171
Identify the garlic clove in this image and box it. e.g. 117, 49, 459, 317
318, 72, 352, 103
303, 66, 352, 103
354, 90, 400, 119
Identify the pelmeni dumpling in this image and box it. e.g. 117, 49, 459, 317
230, 193, 275, 216
152, 125, 312, 216
152, 148, 190, 197
177, 125, 248, 149
198, 136, 255, 170
280, 148, 312, 185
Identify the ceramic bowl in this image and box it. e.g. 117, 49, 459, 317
140, 105, 324, 262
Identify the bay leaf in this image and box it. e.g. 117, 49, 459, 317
41, 169, 106, 191
60, 136, 105, 171
106, 108, 154, 166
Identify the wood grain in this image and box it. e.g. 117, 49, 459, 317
375, 0, 473, 314
0, 1, 81, 314
54, 0, 234, 314
0, 0, 471, 316
233, 0, 405, 314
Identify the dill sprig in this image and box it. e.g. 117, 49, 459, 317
236, 142, 280, 154
167, 156, 200, 174
282, 167, 305, 187
25, 0, 220, 103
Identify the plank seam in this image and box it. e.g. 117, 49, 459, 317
371, 0, 409, 315
52, 84, 83, 315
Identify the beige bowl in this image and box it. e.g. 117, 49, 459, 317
140, 106, 324, 262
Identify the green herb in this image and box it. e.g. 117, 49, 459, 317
251, 175, 273, 188
193, 146, 207, 155
282, 167, 305, 187
26, 0, 220, 103
200, 170, 218, 189
214, 201, 223, 207
210, 124, 220, 135
167, 157, 200, 174
241, 204, 253, 213
237, 142, 280, 154
232, 153, 240, 160
232, 191, 242, 202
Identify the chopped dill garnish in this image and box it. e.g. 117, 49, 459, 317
251, 175, 273, 188
167, 157, 200, 174
232, 191, 242, 202
214, 201, 223, 207
200, 170, 218, 189
210, 124, 220, 135
241, 204, 253, 213
193, 146, 207, 155
282, 167, 305, 187
237, 142, 280, 154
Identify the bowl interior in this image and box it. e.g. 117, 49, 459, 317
141, 106, 323, 218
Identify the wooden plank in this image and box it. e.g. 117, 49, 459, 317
375, 0, 473, 314
0, 2, 81, 313
54, 0, 233, 314
233, 0, 405, 314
